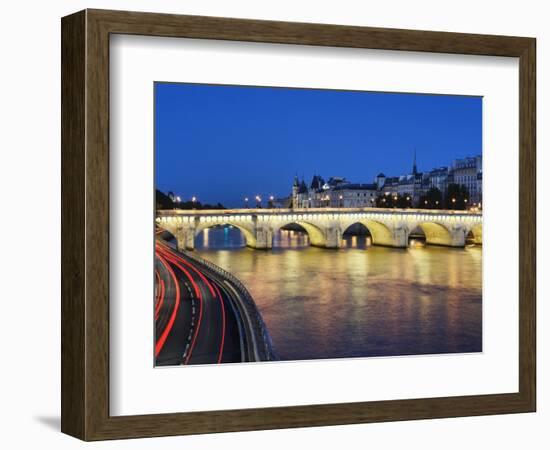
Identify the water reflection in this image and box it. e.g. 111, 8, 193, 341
273, 229, 310, 248
341, 234, 372, 249
408, 238, 426, 248
196, 225, 245, 249
195, 227, 482, 361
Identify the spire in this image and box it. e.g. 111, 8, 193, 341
293, 174, 299, 187
412, 149, 418, 175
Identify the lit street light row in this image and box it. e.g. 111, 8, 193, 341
171, 194, 197, 208
243, 195, 275, 208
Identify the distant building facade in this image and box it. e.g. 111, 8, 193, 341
379, 153, 482, 207
281, 151, 482, 209
291, 175, 378, 208
427, 167, 450, 195
450, 155, 483, 204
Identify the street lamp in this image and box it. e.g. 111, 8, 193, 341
244, 197, 249, 208
255, 195, 262, 208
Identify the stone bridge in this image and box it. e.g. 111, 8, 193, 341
156, 207, 482, 251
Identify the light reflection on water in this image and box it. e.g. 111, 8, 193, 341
196, 227, 375, 250
195, 226, 482, 361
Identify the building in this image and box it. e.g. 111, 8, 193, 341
449, 155, 482, 205
428, 167, 450, 195
329, 183, 378, 208
376, 152, 482, 207
291, 174, 377, 208
375, 151, 429, 205
283, 151, 482, 209
476, 171, 483, 206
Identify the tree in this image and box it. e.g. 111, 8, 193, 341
375, 193, 412, 209
156, 189, 174, 209
445, 183, 470, 210
376, 193, 393, 208
396, 193, 413, 208
419, 187, 443, 209
155, 189, 226, 210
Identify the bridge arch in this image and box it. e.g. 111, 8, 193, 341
467, 223, 482, 245
410, 222, 454, 247
156, 209, 482, 250
194, 222, 257, 248
156, 226, 176, 242
342, 220, 395, 247
275, 221, 327, 247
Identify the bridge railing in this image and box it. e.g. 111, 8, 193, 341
182, 250, 277, 361
157, 206, 482, 217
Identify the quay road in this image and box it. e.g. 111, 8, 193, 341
154, 234, 273, 366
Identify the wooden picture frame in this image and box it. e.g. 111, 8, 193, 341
61, 9, 536, 440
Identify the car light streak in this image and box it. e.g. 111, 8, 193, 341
155, 252, 180, 357
156, 245, 203, 364
213, 282, 226, 363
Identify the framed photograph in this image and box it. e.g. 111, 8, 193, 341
61, 9, 536, 440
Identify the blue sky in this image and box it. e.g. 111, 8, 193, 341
155, 82, 482, 208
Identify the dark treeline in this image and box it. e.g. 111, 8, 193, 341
375, 184, 473, 210
156, 189, 225, 210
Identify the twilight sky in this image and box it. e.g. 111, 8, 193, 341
155, 82, 482, 208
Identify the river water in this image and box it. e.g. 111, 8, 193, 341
195, 226, 482, 361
